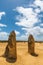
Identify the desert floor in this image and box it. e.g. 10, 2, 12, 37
0, 42, 43, 65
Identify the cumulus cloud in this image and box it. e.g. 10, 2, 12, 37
15, 30, 20, 35
0, 32, 9, 40
0, 23, 7, 31
0, 32, 8, 36
16, 35, 28, 41
23, 26, 43, 35
13, 0, 43, 41
34, 8, 41, 14
15, 7, 39, 28
22, 26, 43, 41
0, 12, 5, 20
0, 23, 7, 27
34, 0, 43, 11
40, 23, 43, 26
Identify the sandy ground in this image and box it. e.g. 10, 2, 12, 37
0, 42, 43, 65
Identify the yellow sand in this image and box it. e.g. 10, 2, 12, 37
0, 42, 43, 65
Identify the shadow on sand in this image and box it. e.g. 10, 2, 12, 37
30, 53, 38, 57
6, 57, 17, 63
0, 54, 17, 63
0, 53, 38, 63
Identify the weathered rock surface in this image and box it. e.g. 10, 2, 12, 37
28, 34, 38, 56
4, 31, 17, 59
28, 34, 35, 54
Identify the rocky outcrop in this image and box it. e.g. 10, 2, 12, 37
28, 34, 35, 54
28, 34, 38, 56
4, 31, 17, 59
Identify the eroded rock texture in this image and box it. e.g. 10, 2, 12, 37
4, 31, 17, 59
28, 34, 35, 54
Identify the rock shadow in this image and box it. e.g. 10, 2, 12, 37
1, 54, 17, 63
6, 57, 17, 63
30, 53, 38, 57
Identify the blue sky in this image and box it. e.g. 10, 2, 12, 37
0, 0, 43, 41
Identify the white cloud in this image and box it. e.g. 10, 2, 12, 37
0, 12, 5, 20
0, 31, 20, 40
15, 7, 39, 28
33, 0, 43, 11
0, 32, 9, 40
15, 0, 43, 28
15, 30, 20, 35
0, 32, 8, 36
34, 8, 41, 13
13, 0, 43, 41
0, 23, 7, 27
40, 23, 43, 26
0, 23, 7, 31
22, 26, 43, 41
22, 26, 43, 34
16, 35, 28, 41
